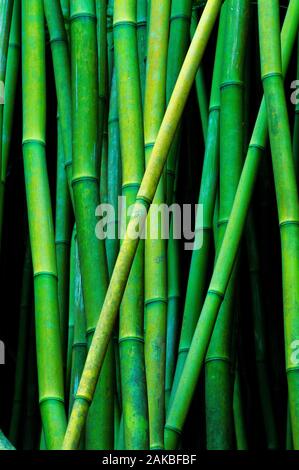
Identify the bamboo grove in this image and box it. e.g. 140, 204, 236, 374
1, 0, 299, 452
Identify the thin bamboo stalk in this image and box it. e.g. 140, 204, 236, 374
246, 211, 278, 448
190, 4, 208, 143
63, 0, 222, 449
66, 227, 76, 395
0, 0, 20, 242
292, 34, 299, 179
9, 238, 32, 446
137, 0, 147, 106
205, 0, 249, 449
168, 4, 226, 410
44, 0, 73, 200
55, 115, 71, 365
164, 0, 299, 449
70, 0, 112, 450
107, 0, 114, 87
106, 69, 122, 277
233, 368, 248, 450
144, 0, 171, 450
114, 0, 148, 450
22, 0, 67, 449
258, 0, 299, 449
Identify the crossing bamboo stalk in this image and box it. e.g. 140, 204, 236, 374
164, 0, 299, 449
62, 0, 222, 449
114, 0, 148, 450
22, 0, 67, 449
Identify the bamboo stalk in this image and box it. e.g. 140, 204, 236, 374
258, 0, 299, 449
233, 368, 248, 450
55, 115, 71, 365
137, 0, 147, 106
190, 4, 208, 142
144, 0, 171, 450
22, 0, 67, 449
63, 0, 222, 449
9, 238, 32, 446
0, 0, 20, 242
205, 0, 249, 449
114, 0, 148, 450
44, 0, 73, 200
164, 0, 299, 449
96, 0, 107, 176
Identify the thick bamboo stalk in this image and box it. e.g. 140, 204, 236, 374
0, 0, 20, 241
258, 0, 299, 449
9, 238, 32, 446
205, 0, 249, 449
144, 0, 171, 450
44, 0, 73, 199
137, 0, 147, 106
96, 0, 107, 174
114, 0, 148, 450
164, 0, 299, 449
22, 0, 67, 449
70, 0, 112, 450
55, 116, 71, 364
63, 0, 222, 449
168, 3, 226, 410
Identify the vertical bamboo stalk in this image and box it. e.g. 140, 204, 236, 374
63, 0, 223, 449
96, 0, 107, 175
44, 0, 73, 200
168, 3, 226, 408
114, 0, 148, 450
233, 368, 248, 450
137, 0, 147, 106
70, 0, 112, 450
164, 0, 299, 449
258, 0, 299, 450
144, 0, 171, 450
0, 0, 20, 242
9, 238, 32, 446
22, 0, 67, 449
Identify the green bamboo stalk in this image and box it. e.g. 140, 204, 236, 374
137, 0, 147, 106
114, 0, 148, 450
70, 0, 113, 450
55, 115, 71, 365
22, 0, 67, 449
233, 368, 248, 450
205, 0, 249, 449
246, 211, 278, 448
168, 4, 226, 411
258, 0, 299, 450
44, 0, 73, 201
190, 4, 208, 143
107, 0, 114, 87
293, 34, 299, 179
144, 0, 171, 450
63, 0, 222, 449
0, 0, 13, 174
60, 0, 70, 34
107, 68, 122, 277
68, 231, 86, 438
66, 227, 76, 394
164, 0, 299, 449
9, 239, 32, 446
0, 0, 20, 242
